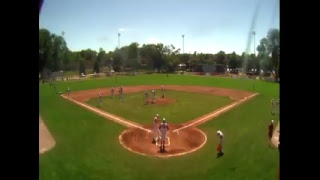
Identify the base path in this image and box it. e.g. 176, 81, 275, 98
63, 85, 257, 158
39, 116, 56, 154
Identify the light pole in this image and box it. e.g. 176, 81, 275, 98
182, 35, 185, 54
118, 33, 121, 49
252, 31, 256, 56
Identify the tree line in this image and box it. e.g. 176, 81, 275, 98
39, 28, 279, 79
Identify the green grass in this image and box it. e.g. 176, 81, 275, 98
86, 90, 233, 125
40, 74, 279, 180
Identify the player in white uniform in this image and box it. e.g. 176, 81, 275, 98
152, 114, 160, 143
67, 87, 70, 96
277, 99, 280, 114
159, 118, 169, 152
151, 89, 156, 103
271, 99, 275, 115
217, 130, 224, 154
161, 85, 165, 98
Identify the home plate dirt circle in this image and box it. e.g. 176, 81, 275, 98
119, 124, 207, 158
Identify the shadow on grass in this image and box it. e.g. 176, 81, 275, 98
217, 152, 224, 158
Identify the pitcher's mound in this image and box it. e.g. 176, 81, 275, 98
148, 98, 175, 105
119, 124, 207, 157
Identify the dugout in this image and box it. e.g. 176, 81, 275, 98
194, 64, 226, 74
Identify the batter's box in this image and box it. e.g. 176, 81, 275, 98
155, 137, 170, 147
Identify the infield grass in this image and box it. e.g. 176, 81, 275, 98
86, 90, 233, 124
40, 74, 279, 180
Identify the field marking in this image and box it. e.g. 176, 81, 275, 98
61, 95, 151, 133
119, 128, 207, 158
173, 93, 259, 132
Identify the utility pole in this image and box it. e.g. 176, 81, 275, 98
252, 31, 256, 56
182, 34, 185, 54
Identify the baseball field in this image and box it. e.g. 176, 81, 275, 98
39, 74, 279, 180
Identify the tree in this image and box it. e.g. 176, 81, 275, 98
126, 43, 140, 69
256, 28, 280, 79
216, 51, 227, 65
267, 28, 280, 80
228, 52, 238, 69
39, 28, 52, 73
39, 28, 68, 74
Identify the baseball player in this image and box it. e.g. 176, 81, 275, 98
277, 99, 280, 114
119, 86, 124, 100
268, 120, 274, 140
151, 89, 156, 103
98, 93, 102, 107
216, 130, 224, 154
111, 87, 115, 98
144, 90, 149, 104
161, 85, 165, 98
159, 118, 169, 152
271, 99, 275, 115
67, 87, 70, 96
152, 114, 160, 143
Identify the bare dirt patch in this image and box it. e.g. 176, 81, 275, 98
39, 116, 56, 154
67, 85, 253, 103
119, 124, 206, 157
63, 85, 257, 157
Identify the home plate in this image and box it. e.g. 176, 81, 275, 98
156, 137, 170, 147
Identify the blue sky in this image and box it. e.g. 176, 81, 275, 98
39, 0, 279, 54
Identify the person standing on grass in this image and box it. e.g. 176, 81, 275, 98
67, 87, 70, 96
152, 89, 156, 103
216, 130, 224, 155
268, 120, 274, 140
271, 99, 275, 115
119, 86, 124, 100
144, 90, 149, 104
111, 87, 115, 98
277, 99, 280, 114
98, 93, 102, 107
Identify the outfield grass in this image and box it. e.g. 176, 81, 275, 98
40, 74, 279, 180
86, 90, 233, 124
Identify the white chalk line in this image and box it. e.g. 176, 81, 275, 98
119, 128, 207, 158
61, 95, 151, 133
173, 93, 259, 132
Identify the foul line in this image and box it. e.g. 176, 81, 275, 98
61, 95, 151, 133
173, 93, 259, 132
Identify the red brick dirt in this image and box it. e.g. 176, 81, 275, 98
120, 124, 206, 157
64, 85, 257, 157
